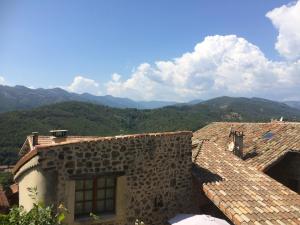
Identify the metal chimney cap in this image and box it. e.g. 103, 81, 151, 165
50, 130, 68, 138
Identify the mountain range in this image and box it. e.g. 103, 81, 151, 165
0, 85, 178, 112
1, 95, 300, 165
284, 101, 300, 110
1, 84, 300, 112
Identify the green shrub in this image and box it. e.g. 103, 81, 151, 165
0, 187, 66, 225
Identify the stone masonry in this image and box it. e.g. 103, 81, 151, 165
36, 131, 193, 225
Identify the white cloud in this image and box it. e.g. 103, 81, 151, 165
67, 76, 101, 95
0, 76, 5, 85
105, 35, 300, 101
112, 73, 121, 82
266, 0, 300, 60
64, 2, 300, 102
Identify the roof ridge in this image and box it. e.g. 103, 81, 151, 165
192, 140, 205, 162
212, 121, 300, 124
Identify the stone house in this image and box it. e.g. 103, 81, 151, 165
13, 122, 300, 225
13, 130, 194, 225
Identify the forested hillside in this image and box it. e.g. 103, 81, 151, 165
1, 97, 300, 164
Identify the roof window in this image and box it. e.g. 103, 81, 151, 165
262, 131, 274, 140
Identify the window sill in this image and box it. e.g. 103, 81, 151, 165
74, 214, 116, 224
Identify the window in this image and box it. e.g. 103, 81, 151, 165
75, 177, 116, 217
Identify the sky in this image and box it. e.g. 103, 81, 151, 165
1, 0, 300, 102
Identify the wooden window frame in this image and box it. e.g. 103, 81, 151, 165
75, 176, 117, 218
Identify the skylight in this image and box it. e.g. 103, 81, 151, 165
262, 131, 274, 140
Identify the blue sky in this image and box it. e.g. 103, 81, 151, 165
1, 0, 300, 101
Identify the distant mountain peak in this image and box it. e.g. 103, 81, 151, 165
0, 85, 178, 113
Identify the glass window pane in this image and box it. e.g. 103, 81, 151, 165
106, 199, 114, 211
97, 178, 105, 188
84, 201, 93, 214
75, 203, 83, 214
106, 188, 114, 198
97, 189, 105, 199
85, 180, 93, 189
85, 190, 93, 200
75, 191, 83, 201
74, 178, 116, 216
106, 177, 115, 187
76, 180, 84, 190
96, 200, 105, 212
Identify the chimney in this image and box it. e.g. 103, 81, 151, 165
50, 130, 68, 138
271, 117, 284, 123
229, 130, 244, 159
32, 132, 39, 146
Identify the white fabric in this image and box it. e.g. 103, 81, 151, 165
168, 214, 230, 225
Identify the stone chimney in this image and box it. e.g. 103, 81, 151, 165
229, 130, 244, 159
32, 132, 39, 146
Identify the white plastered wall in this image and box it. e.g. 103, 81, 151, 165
15, 156, 57, 211
16, 167, 48, 211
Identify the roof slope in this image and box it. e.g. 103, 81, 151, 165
193, 122, 300, 224
193, 122, 300, 171
193, 140, 300, 225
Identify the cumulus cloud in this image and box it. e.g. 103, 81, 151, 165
266, 0, 300, 60
67, 76, 101, 95
67, 1, 300, 102
0, 76, 5, 85
111, 73, 121, 82
105, 35, 300, 101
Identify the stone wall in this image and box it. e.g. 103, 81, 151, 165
37, 132, 193, 225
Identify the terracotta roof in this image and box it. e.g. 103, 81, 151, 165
193, 122, 300, 171
13, 149, 38, 174
35, 135, 100, 146
26, 135, 101, 150
193, 140, 300, 225
193, 122, 300, 224
19, 134, 122, 158
24, 131, 191, 150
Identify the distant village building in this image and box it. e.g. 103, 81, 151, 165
0, 165, 14, 173
0, 184, 18, 214
0, 187, 10, 214
12, 122, 300, 224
